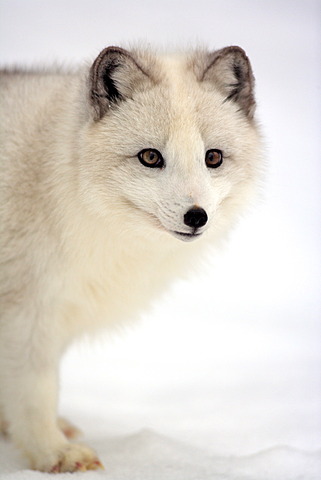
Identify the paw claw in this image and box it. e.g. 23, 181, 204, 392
75, 461, 86, 471
90, 459, 105, 470
50, 463, 61, 473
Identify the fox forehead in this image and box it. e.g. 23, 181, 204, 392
98, 71, 237, 157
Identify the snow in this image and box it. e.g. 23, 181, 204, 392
0, 0, 320, 478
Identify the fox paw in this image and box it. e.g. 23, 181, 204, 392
32, 443, 104, 473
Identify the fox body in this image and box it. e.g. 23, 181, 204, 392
0, 46, 262, 471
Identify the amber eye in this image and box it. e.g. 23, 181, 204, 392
205, 149, 223, 168
138, 149, 164, 168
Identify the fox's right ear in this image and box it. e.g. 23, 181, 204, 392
89, 46, 153, 120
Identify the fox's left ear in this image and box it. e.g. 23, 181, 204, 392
89, 46, 153, 120
197, 46, 256, 119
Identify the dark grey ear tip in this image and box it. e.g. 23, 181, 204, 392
228, 46, 255, 85
224, 45, 247, 56
92, 46, 131, 70
217, 46, 253, 71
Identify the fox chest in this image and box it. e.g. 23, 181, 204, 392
59, 247, 176, 336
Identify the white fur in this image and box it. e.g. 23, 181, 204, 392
0, 47, 263, 471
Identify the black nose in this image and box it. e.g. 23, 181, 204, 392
184, 207, 208, 229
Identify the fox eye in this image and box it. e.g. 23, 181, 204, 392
138, 149, 164, 168
205, 149, 223, 168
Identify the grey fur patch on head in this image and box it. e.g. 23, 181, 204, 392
193, 46, 256, 119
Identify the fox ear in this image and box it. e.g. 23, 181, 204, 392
89, 46, 152, 120
199, 46, 256, 119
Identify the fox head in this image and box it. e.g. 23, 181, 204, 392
78, 46, 262, 243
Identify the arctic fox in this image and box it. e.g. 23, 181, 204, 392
0, 45, 262, 472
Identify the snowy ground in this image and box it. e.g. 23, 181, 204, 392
0, 1, 320, 479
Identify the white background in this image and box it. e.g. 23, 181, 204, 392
0, 1, 320, 479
